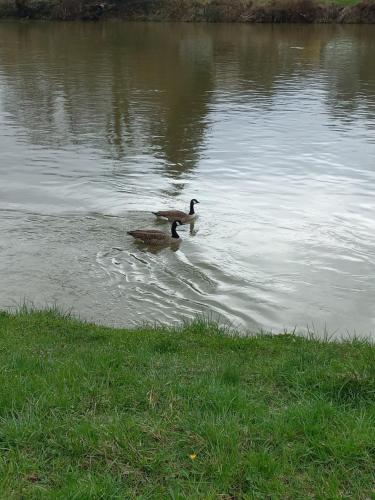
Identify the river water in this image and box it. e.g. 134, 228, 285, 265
0, 22, 374, 336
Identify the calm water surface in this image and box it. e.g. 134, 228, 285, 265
0, 22, 375, 336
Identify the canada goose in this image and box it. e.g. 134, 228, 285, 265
128, 220, 183, 245
152, 199, 199, 224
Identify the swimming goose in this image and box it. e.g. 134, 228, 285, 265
152, 199, 199, 224
128, 220, 183, 245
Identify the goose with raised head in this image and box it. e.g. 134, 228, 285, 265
152, 199, 199, 224
128, 220, 183, 245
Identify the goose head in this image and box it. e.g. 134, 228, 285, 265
189, 199, 200, 215
171, 220, 183, 239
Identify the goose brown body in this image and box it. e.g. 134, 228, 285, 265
128, 220, 182, 245
152, 199, 199, 224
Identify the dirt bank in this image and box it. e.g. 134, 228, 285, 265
0, 0, 374, 23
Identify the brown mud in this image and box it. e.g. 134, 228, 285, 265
0, 0, 374, 23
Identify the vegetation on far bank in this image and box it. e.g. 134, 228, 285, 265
0, 0, 375, 22
0, 309, 374, 497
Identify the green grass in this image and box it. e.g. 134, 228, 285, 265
0, 309, 374, 498
322, 0, 360, 5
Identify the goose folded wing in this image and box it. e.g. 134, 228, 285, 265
128, 230, 166, 241
154, 210, 187, 218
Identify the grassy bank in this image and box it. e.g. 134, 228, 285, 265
0, 0, 375, 22
0, 310, 374, 497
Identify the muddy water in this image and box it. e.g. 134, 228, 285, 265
0, 22, 375, 336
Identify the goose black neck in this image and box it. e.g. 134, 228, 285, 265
189, 200, 195, 215
171, 221, 180, 239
